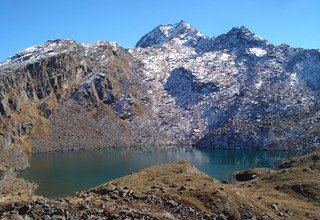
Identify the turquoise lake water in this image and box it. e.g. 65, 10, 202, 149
19, 147, 303, 198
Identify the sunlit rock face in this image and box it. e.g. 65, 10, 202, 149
131, 21, 320, 150
0, 40, 147, 169
0, 21, 320, 169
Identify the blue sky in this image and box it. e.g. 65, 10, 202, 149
0, 0, 319, 61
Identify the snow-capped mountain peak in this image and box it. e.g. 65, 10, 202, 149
135, 22, 273, 55
210, 26, 271, 52
229, 26, 268, 43
1, 39, 78, 66
231, 26, 253, 35
135, 20, 208, 48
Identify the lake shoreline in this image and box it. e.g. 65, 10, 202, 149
20, 147, 304, 198
1, 149, 320, 219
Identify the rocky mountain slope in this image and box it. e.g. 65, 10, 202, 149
0, 40, 147, 169
1, 21, 320, 169
131, 20, 320, 150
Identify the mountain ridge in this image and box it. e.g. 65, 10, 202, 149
2, 21, 319, 65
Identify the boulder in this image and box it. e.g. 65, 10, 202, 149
233, 168, 272, 182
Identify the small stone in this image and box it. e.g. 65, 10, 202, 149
43, 215, 51, 220
303, 167, 311, 172
82, 193, 88, 197
260, 213, 271, 220
151, 184, 160, 189
115, 187, 122, 192
163, 212, 175, 219
165, 200, 178, 207
119, 190, 128, 197
217, 214, 227, 220
169, 183, 178, 188
78, 204, 89, 210
133, 192, 147, 199
160, 187, 166, 193
106, 184, 116, 192
53, 208, 64, 216
110, 193, 120, 200
52, 215, 66, 220
18, 205, 30, 215
0, 170, 5, 180
8, 214, 24, 220
271, 203, 278, 210
278, 212, 284, 216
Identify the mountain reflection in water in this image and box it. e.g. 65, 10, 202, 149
19, 147, 303, 198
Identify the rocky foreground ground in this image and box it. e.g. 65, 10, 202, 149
0, 149, 320, 220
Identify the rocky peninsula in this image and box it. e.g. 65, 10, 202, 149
0, 149, 319, 219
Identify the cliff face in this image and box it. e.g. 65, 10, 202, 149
0, 40, 147, 169
1, 21, 320, 169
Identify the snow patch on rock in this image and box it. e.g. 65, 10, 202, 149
248, 47, 268, 57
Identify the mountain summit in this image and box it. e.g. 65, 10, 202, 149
135, 21, 272, 54
136, 20, 209, 48
210, 26, 270, 52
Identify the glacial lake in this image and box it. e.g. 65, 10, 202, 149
19, 147, 303, 198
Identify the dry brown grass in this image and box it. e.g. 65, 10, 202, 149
81, 151, 320, 219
